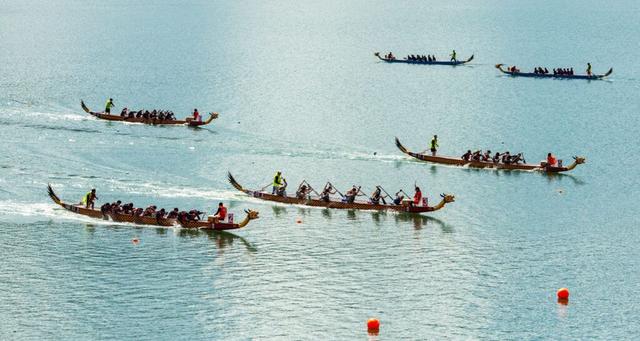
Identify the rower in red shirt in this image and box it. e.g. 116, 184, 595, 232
413, 186, 422, 206
213, 202, 227, 221
193, 108, 200, 122
547, 153, 557, 167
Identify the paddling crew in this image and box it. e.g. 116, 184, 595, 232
511, 153, 525, 164
82, 189, 98, 209
167, 208, 179, 219
193, 109, 201, 122
461, 150, 472, 161
501, 151, 511, 164
586, 63, 592, 76
492, 152, 501, 163
213, 203, 227, 221
296, 184, 309, 199
471, 150, 482, 161
370, 186, 386, 205
546, 153, 557, 167
482, 150, 491, 161
344, 186, 358, 204
143, 205, 156, 217
120, 108, 128, 117
450, 49, 457, 62
122, 203, 134, 214
413, 186, 422, 206
393, 191, 404, 205
320, 183, 336, 202
430, 135, 439, 156
188, 209, 203, 221
110, 200, 122, 213
105, 98, 114, 114
155, 208, 167, 219
100, 202, 111, 214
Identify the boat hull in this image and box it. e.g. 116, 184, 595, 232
395, 138, 573, 173
375, 52, 473, 66
228, 173, 435, 213
495, 64, 612, 80
47, 185, 245, 230
81, 100, 216, 126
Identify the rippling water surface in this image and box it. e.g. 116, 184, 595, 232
1, 0, 639, 339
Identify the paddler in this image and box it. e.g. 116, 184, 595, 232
429, 135, 439, 156
105, 98, 114, 114
272, 171, 284, 194
81, 189, 98, 209
212, 202, 227, 221
450, 49, 457, 62
193, 108, 201, 121
586, 63, 592, 76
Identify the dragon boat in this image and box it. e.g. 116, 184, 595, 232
395, 138, 585, 173
495, 64, 612, 80
81, 100, 218, 127
374, 52, 473, 66
228, 173, 454, 214
47, 185, 258, 230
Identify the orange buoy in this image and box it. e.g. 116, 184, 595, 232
367, 318, 380, 331
557, 287, 570, 300
132, 238, 140, 245
295, 218, 302, 224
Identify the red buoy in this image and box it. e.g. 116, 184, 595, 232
557, 287, 570, 300
132, 238, 140, 245
367, 318, 380, 331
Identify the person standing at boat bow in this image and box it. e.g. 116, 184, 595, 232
272, 171, 284, 194
586, 63, 592, 76
104, 98, 114, 114
82, 189, 98, 209
450, 50, 457, 62
429, 135, 439, 156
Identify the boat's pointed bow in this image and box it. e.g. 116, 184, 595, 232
395, 137, 409, 154
80, 100, 91, 113
227, 172, 245, 192
47, 184, 62, 205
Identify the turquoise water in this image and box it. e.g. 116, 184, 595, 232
1, 0, 639, 339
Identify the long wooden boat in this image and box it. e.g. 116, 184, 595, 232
374, 52, 473, 66
495, 64, 612, 80
81, 100, 218, 127
395, 138, 585, 173
228, 172, 455, 214
47, 184, 258, 230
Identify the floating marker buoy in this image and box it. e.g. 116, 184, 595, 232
367, 318, 380, 331
373, 152, 377, 155
557, 287, 569, 300
132, 238, 140, 245
295, 218, 302, 224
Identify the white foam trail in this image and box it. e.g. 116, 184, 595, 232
104, 181, 248, 202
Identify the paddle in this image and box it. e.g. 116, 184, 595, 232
301, 180, 321, 197
327, 182, 344, 198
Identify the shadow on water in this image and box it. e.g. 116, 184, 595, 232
394, 213, 453, 232
178, 228, 257, 252
543, 172, 586, 186
271, 205, 287, 218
